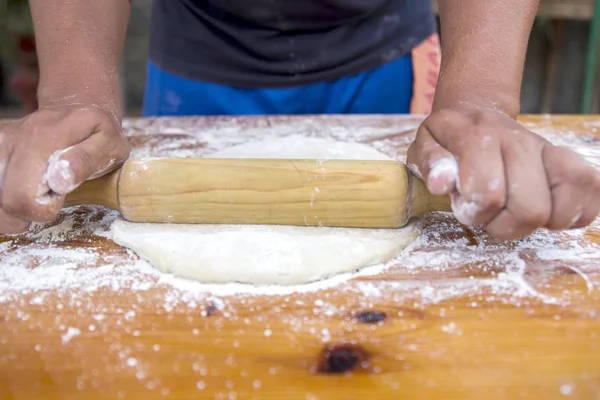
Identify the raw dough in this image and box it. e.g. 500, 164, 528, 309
110, 136, 421, 285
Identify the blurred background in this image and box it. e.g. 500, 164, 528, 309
0, 0, 598, 118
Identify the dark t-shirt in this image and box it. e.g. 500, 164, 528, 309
149, 0, 436, 88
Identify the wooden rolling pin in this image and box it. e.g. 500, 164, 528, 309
64, 157, 452, 228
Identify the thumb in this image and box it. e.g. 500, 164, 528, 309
407, 125, 459, 196
44, 146, 77, 195
45, 131, 129, 196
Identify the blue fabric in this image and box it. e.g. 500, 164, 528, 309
142, 53, 414, 116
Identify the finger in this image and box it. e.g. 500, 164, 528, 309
45, 129, 129, 195
0, 208, 29, 234
449, 130, 506, 227
0, 133, 28, 234
2, 107, 111, 221
485, 137, 552, 240
570, 192, 600, 229
571, 181, 600, 229
543, 145, 600, 230
421, 110, 507, 225
407, 124, 458, 195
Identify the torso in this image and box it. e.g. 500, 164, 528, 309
148, 0, 435, 88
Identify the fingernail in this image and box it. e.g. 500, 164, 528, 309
45, 150, 78, 195
428, 157, 458, 181
568, 208, 583, 229
427, 157, 458, 194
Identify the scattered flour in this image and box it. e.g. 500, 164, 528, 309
1, 115, 599, 305
427, 157, 459, 193
0, 115, 598, 396
62, 327, 81, 344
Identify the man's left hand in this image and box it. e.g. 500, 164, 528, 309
407, 105, 600, 240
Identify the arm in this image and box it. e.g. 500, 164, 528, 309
30, 0, 131, 121
0, 1, 131, 234
434, 0, 539, 117
407, 0, 600, 240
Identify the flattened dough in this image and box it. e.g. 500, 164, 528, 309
110, 136, 421, 285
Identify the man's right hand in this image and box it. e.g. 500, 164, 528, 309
0, 104, 130, 234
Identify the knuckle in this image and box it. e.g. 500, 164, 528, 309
104, 136, 131, 167
519, 206, 551, 227
488, 213, 539, 240
467, 123, 485, 136
546, 146, 595, 182
505, 192, 551, 227
3, 191, 35, 219
78, 105, 115, 127
465, 125, 491, 146
28, 124, 48, 140
558, 165, 595, 187
484, 216, 521, 240
2, 191, 57, 222
69, 106, 113, 134
430, 108, 456, 122
69, 147, 96, 174
477, 192, 504, 214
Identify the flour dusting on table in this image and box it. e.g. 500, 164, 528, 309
1, 115, 598, 307
1, 116, 599, 396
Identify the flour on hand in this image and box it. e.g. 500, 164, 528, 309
109, 137, 421, 285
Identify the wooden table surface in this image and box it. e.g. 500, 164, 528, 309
1, 114, 599, 400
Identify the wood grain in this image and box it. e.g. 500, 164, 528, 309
66, 157, 451, 228
1, 115, 599, 400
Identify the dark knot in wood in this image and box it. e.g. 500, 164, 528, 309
355, 311, 387, 324
317, 344, 369, 374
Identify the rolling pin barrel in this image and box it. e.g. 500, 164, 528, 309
65, 158, 451, 228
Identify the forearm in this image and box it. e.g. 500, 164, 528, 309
434, 0, 539, 118
30, 0, 130, 121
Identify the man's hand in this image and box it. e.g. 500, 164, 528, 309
0, 104, 130, 234
407, 106, 600, 240
421, 0, 600, 238
1, 0, 132, 234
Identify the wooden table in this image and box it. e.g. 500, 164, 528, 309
1, 114, 599, 400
